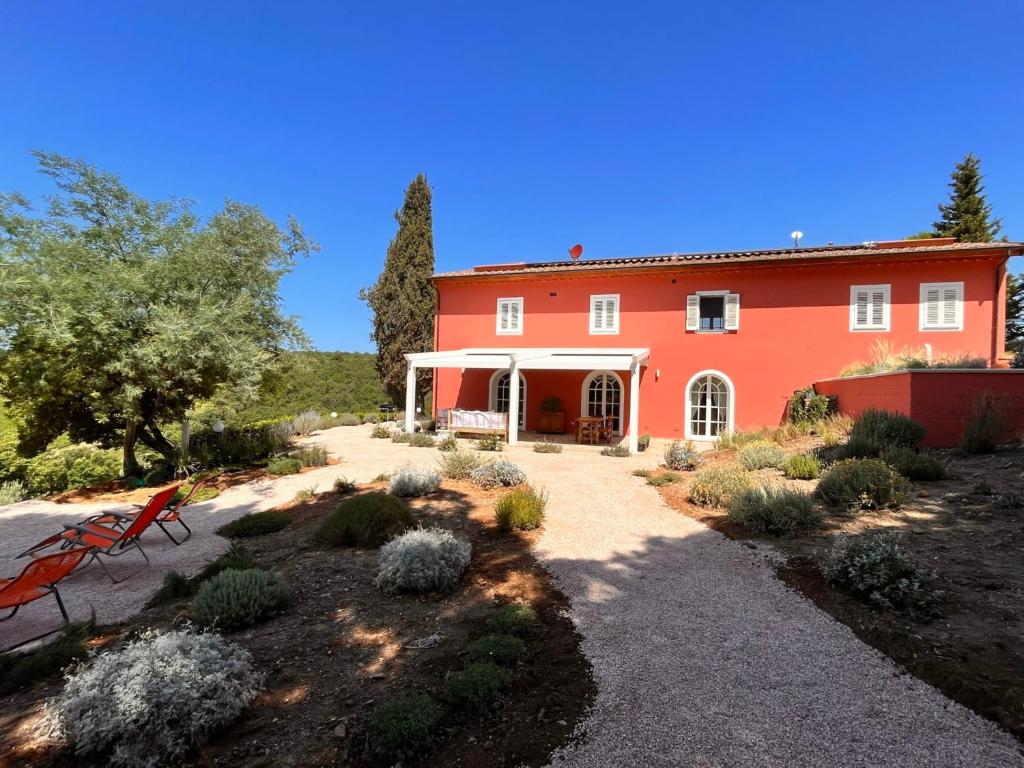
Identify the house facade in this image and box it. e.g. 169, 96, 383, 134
405, 238, 1022, 451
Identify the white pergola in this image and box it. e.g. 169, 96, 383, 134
404, 347, 650, 452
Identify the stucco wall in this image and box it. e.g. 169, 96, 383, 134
433, 255, 1005, 439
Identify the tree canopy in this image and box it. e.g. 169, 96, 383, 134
0, 152, 315, 475
360, 174, 436, 409
933, 153, 1003, 242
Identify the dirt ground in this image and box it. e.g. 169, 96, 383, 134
657, 443, 1024, 741
0, 480, 594, 768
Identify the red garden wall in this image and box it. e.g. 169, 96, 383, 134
814, 370, 1024, 447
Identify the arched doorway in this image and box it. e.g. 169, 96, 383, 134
581, 371, 624, 435
490, 370, 527, 430
685, 370, 734, 439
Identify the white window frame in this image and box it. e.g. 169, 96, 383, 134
589, 294, 620, 335
495, 297, 523, 336
849, 284, 891, 332
919, 281, 964, 331
691, 290, 741, 333
684, 369, 735, 441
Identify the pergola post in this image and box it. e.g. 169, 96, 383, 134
404, 362, 417, 433
507, 359, 520, 446
628, 359, 640, 454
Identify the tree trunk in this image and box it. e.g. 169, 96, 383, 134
122, 420, 142, 478
137, 420, 177, 465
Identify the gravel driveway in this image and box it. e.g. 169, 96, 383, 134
3, 426, 1021, 766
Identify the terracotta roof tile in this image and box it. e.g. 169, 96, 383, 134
433, 240, 1023, 280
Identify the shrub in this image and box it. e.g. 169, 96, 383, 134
848, 409, 926, 453
294, 485, 318, 502
291, 410, 324, 435
389, 467, 441, 497
663, 440, 701, 471
495, 486, 547, 530
468, 634, 526, 666
171, 482, 219, 505
638, 433, 651, 452
879, 447, 946, 481
437, 434, 458, 452
737, 440, 786, 470
216, 510, 292, 538
143, 463, 173, 487
715, 428, 779, 451
186, 421, 289, 469
647, 471, 681, 487
533, 440, 562, 453
0, 479, 27, 506
688, 466, 752, 507
727, 486, 821, 535
632, 468, 651, 478
471, 460, 527, 489
821, 531, 939, 615
438, 449, 482, 479
362, 413, 381, 424
476, 434, 503, 452
391, 431, 413, 444
190, 568, 290, 630
337, 413, 361, 427
445, 662, 510, 712
369, 693, 442, 760
148, 571, 195, 605
26, 436, 121, 494
601, 445, 631, 457
333, 476, 356, 494
292, 444, 328, 467
783, 453, 821, 480
371, 424, 391, 439
196, 543, 261, 582
408, 432, 437, 448
39, 629, 261, 768
0, 618, 93, 696
487, 603, 540, 637
817, 458, 911, 510
372, 471, 392, 483
266, 457, 302, 476
959, 391, 1008, 454
375, 527, 472, 593
318, 492, 413, 547
787, 387, 830, 423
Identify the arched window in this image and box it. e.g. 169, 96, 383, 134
686, 371, 734, 439
490, 371, 526, 430
581, 371, 624, 435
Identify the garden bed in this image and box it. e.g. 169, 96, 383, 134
656, 443, 1024, 741
0, 478, 593, 767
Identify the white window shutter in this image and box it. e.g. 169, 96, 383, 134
855, 289, 869, 327
942, 285, 959, 326
604, 297, 617, 330
924, 287, 940, 327
724, 293, 740, 330
593, 300, 603, 330
870, 289, 885, 326
686, 295, 700, 331
509, 301, 520, 331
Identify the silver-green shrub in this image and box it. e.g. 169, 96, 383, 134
190, 568, 290, 630
727, 485, 821, 535
470, 460, 526, 489
375, 527, 472, 593
821, 531, 939, 615
389, 467, 441, 497
438, 449, 482, 479
737, 439, 787, 470
290, 410, 324, 435
688, 465, 752, 507
663, 440, 702, 471
0, 479, 27, 506
38, 629, 262, 768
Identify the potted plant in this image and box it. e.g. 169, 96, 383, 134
538, 396, 566, 434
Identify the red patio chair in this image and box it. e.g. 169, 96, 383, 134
0, 548, 91, 649
86, 482, 204, 545
16, 485, 180, 584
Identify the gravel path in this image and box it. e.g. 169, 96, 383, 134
3, 426, 1021, 766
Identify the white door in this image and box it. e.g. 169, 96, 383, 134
583, 372, 622, 434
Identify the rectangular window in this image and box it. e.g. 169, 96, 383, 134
496, 297, 523, 335
849, 284, 890, 331
919, 282, 964, 331
686, 292, 740, 332
589, 294, 619, 334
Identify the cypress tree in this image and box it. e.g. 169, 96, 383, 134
1007, 273, 1024, 349
360, 175, 437, 410
933, 153, 1003, 242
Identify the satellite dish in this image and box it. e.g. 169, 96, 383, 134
790, 230, 804, 246
568, 243, 584, 260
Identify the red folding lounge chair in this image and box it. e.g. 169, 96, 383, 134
17, 485, 180, 583
87, 482, 204, 545
0, 548, 91, 649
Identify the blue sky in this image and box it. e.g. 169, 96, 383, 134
4, 1, 1021, 352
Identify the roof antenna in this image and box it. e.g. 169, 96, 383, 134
568, 244, 584, 261
790, 230, 804, 247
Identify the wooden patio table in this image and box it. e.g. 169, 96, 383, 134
576, 415, 607, 444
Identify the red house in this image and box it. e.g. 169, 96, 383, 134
404, 238, 1023, 451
